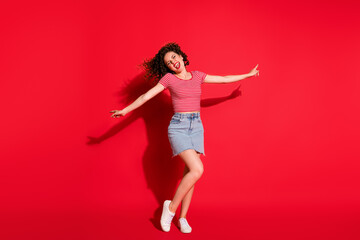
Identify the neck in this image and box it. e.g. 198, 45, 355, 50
175, 69, 189, 79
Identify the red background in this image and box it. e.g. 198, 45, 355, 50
1, 0, 359, 239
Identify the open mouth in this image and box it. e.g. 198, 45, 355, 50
174, 62, 180, 69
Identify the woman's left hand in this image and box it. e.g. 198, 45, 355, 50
249, 64, 260, 77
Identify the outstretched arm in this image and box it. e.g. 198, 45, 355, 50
204, 64, 259, 84
110, 83, 165, 118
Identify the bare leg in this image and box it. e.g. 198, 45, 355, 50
169, 150, 203, 213
179, 153, 201, 218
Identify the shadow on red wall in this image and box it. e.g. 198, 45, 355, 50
86, 73, 242, 230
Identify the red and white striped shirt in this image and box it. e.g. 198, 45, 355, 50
159, 70, 207, 112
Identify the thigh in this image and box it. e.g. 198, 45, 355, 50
178, 149, 203, 173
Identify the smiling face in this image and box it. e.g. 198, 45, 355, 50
164, 51, 184, 73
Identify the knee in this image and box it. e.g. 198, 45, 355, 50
192, 165, 204, 180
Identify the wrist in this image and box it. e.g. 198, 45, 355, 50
122, 108, 129, 115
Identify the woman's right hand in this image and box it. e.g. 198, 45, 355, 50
109, 109, 126, 118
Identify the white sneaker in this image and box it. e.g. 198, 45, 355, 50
160, 200, 175, 232
178, 217, 192, 233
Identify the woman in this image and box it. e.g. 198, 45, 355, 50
110, 42, 259, 233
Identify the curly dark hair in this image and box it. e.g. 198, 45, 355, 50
140, 42, 189, 83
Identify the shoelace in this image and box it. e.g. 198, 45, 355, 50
165, 213, 174, 225
180, 219, 191, 229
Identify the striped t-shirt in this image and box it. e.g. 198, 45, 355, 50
159, 70, 207, 112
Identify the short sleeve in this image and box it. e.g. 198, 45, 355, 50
158, 73, 171, 89
195, 71, 207, 84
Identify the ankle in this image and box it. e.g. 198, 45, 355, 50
169, 202, 176, 214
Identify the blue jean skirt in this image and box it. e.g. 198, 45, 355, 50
167, 112, 205, 157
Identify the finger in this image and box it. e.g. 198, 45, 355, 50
255, 64, 258, 69
110, 110, 115, 113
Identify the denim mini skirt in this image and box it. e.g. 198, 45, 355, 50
167, 112, 205, 157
